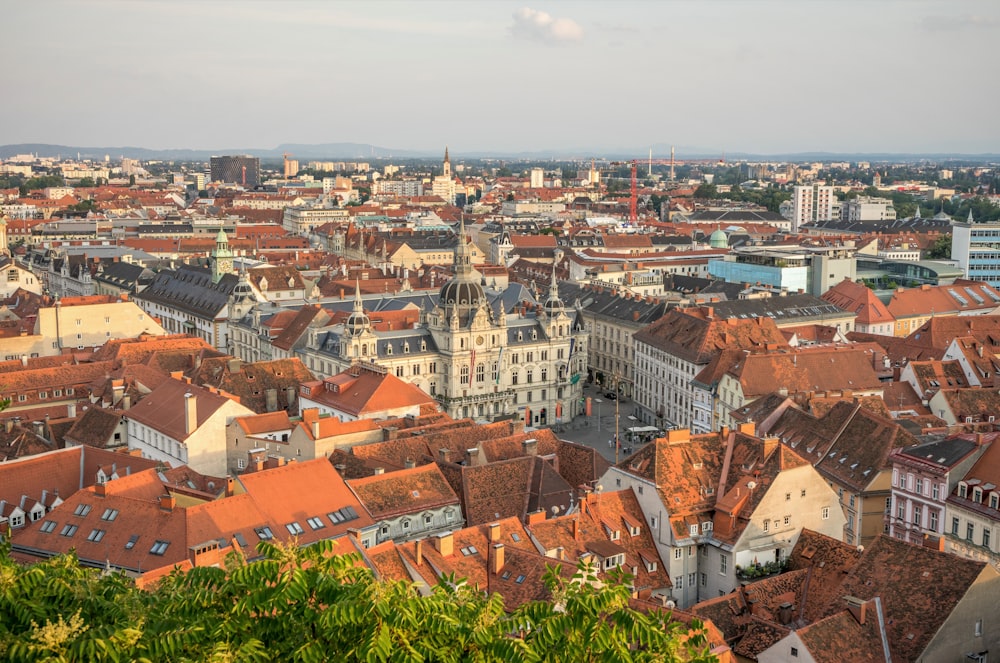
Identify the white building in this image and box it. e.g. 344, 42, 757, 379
791, 184, 836, 233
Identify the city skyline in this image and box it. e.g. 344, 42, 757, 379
3, 1, 1000, 155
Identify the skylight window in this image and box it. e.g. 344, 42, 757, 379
125, 534, 139, 550
101, 508, 119, 521
40, 520, 57, 534
255, 526, 274, 540
149, 540, 170, 556
60, 524, 78, 537
73, 504, 91, 517
87, 529, 106, 543
286, 522, 305, 535
307, 517, 325, 530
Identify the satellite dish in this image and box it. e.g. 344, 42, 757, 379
665, 600, 676, 610
551, 505, 560, 515
747, 481, 757, 490
595, 484, 603, 493
857, 545, 864, 553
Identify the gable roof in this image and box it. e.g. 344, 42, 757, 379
124, 377, 244, 441
347, 463, 459, 520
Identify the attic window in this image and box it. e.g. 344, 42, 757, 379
286, 522, 305, 535
125, 535, 139, 550
73, 504, 91, 517
515, 574, 526, 584
461, 545, 478, 556
149, 540, 169, 556
307, 517, 325, 530
87, 529, 105, 543
255, 526, 274, 540
411, 490, 420, 498
511, 532, 521, 542
101, 508, 119, 521
39, 520, 57, 534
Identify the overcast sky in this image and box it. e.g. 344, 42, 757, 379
3, 1, 999, 156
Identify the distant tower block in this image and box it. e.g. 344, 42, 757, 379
530, 168, 544, 188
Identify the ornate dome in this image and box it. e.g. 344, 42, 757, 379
345, 310, 371, 336
439, 279, 487, 310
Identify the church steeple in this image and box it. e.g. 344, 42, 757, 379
345, 278, 371, 337
443, 146, 451, 179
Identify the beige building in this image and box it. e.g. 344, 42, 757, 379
600, 425, 845, 608
0, 296, 165, 359
126, 376, 254, 476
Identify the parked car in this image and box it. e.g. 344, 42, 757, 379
604, 392, 617, 400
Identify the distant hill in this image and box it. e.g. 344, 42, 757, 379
2, 143, 998, 163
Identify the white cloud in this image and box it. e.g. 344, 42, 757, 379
510, 7, 584, 43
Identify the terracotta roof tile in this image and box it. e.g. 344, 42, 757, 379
347, 464, 459, 520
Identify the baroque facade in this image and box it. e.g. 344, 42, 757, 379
232, 220, 589, 425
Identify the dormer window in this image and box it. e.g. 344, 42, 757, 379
973, 488, 983, 503
959, 483, 968, 499
990, 493, 999, 510
689, 524, 698, 537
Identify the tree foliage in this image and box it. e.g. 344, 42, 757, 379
927, 233, 952, 259
0, 539, 715, 662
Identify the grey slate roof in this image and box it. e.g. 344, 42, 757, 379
897, 437, 979, 469
701, 293, 850, 323
134, 265, 237, 319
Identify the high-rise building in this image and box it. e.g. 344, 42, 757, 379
530, 168, 544, 188
210, 155, 260, 188
791, 184, 835, 233
951, 212, 1000, 286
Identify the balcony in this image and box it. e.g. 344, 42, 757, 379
735, 559, 788, 582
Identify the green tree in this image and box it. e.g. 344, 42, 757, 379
693, 184, 717, 199
0, 539, 715, 662
76, 177, 96, 188
927, 233, 952, 259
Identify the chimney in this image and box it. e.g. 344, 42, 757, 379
404, 458, 416, 469
265, 388, 278, 413
846, 597, 867, 625
763, 436, 780, 459
227, 358, 241, 373
373, 467, 384, 475
778, 601, 794, 625
159, 494, 176, 512
312, 419, 320, 439
20, 355, 27, 367
522, 438, 538, 457
527, 509, 546, 525
67, 402, 76, 418
334, 463, 346, 475
572, 517, 580, 541
226, 476, 235, 497
94, 482, 107, 497
465, 447, 482, 466
633, 310, 640, 321
492, 543, 505, 575
184, 392, 197, 435
434, 532, 453, 557
489, 522, 501, 543
438, 448, 452, 463
415, 539, 423, 566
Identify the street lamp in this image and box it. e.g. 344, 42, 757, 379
594, 398, 603, 433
